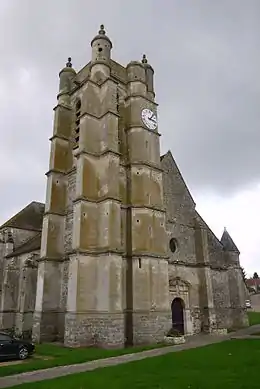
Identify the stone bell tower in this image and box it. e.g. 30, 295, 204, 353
33, 25, 170, 347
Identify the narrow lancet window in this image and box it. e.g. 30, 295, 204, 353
74, 99, 81, 147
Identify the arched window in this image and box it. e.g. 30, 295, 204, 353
74, 99, 81, 147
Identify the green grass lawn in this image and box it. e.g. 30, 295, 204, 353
0, 342, 165, 377
10, 339, 260, 389
248, 311, 260, 326
0, 311, 259, 382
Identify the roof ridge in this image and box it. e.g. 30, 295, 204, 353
161, 150, 196, 207
195, 210, 223, 247
0, 201, 45, 231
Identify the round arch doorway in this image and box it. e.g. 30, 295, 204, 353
171, 297, 185, 335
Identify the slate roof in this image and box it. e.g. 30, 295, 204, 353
195, 211, 224, 248
160, 151, 196, 207
5, 232, 42, 258
247, 278, 260, 286
220, 228, 240, 253
0, 201, 45, 231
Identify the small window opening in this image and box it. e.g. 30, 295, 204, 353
98, 47, 103, 52
138, 258, 142, 269
116, 86, 119, 113
169, 238, 178, 253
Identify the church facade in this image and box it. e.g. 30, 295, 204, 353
0, 26, 248, 347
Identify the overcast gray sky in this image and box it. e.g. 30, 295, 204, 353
0, 0, 259, 275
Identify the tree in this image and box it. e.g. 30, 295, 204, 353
253, 272, 259, 279
241, 267, 247, 283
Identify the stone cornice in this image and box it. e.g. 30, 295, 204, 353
123, 253, 169, 260
73, 147, 121, 159
125, 93, 158, 106
53, 103, 72, 112
66, 249, 124, 257
49, 134, 71, 143
70, 73, 121, 95
38, 256, 66, 263
73, 196, 121, 205
169, 260, 229, 271
45, 169, 66, 177
125, 125, 161, 137
124, 160, 163, 173
43, 211, 66, 217
79, 108, 120, 121
121, 204, 166, 213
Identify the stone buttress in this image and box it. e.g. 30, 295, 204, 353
194, 217, 217, 333
32, 58, 76, 342
64, 26, 125, 347
123, 55, 170, 345
221, 228, 249, 328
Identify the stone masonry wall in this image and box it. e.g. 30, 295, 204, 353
11, 228, 38, 249
64, 313, 125, 348
15, 252, 38, 338
132, 312, 171, 345
0, 256, 20, 330
207, 229, 226, 268
211, 269, 232, 329
161, 153, 197, 267
227, 266, 249, 328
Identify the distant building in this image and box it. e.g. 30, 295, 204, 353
0, 25, 248, 347
246, 278, 260, 293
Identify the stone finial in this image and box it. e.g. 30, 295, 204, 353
91, 24, 112, 49
142, 54, 148, 64
99, 24, 106, 35
66, 57, 72, 68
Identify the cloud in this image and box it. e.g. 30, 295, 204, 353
195, 184, 260, 277
0, 0, 259, 273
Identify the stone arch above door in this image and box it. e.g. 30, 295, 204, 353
169, 277, 193, 335
169, 277, 190, 293
169, 277, 191, 309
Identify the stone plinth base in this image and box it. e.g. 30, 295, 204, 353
210, 328, 228, 335
132, 311, 171, 345
214, 307, 249, 331
32, 310, 65, 343
164, 335, 185, 345
15, 311, 34, 339
230, 308, 249, 328
64, 312, 125, 348
0, 311, 16, 331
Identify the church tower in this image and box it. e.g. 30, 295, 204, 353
33, 25, 170, 347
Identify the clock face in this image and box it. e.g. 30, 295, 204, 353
141, 108, 158, 130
